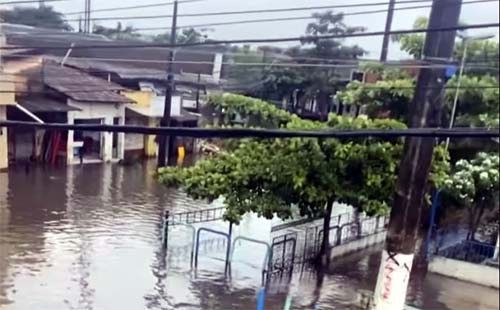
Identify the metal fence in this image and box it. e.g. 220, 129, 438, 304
166, 207, 226, 226
270, 213, 387, 274
436, 240, 496, 264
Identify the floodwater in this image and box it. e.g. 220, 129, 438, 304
0, 162, 498, 310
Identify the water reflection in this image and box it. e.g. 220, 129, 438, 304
0, 163, 498, 310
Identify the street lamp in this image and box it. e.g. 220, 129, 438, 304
445, 32, 495, 149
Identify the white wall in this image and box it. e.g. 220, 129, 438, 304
429, 256, 500, 288
124, 115, 146, 151
67, 100, 126, 163
151, 95, 182, 117
0, 106, 7, 170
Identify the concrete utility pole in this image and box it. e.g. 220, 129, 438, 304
157, 0, 178, 168
373, 1, 462, 309
83, 0, 91, 33
380, 0, 396, 62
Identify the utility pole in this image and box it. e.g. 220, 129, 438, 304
380, 0, 396, 61
157, 0, 178, 168
83, 0, 91, 33
373, 1, 462, 309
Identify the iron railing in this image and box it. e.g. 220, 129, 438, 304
166, 207, 226, 226
436, 240, 496, 264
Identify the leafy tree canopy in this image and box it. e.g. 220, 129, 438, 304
152, 28, 209, 44
159, 94, 449, 224
93, 22, 141, 41
337, 66, 499, 128
392, 16, 499, 75
226, 11, 366, 100
442, 152, 499, 240
0, 6, 72, 31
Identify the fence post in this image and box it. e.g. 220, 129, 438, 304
225, 221, 233, 274
164, 210, 170, 249
257, 287, 265, 310
494, 233, 499, 261
424, 190, 441, 261
336, 226, 342, 246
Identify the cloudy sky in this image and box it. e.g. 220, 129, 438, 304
12, 0, 500, 59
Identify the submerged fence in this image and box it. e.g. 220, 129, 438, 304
163, 206, 389, 284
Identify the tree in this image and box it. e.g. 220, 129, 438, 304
445, 75, 499, 128
337, 65, 415, 122
93, 22, 141, 41
152, 28, 208, 44
337, 66, 499, 129
159, 94, 449, 264
393, 16, 499, 74
0, 6, 72, 31
227, 11, 365, 117
442, 152, 499, 241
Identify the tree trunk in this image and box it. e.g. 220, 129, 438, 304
470, 199, 487, 241
319, 199, 334, 266
467, 205, 475, 241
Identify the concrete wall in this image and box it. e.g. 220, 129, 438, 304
330, 231, 386, 258
429, 256, 500, 288
67, 100, 126, 163
145, 118, 159, 157
0, 106, 8, 171
0, 79, 16, 171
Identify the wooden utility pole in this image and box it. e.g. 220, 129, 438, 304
380, 0, 396, 61
373, 1, 462, 309
157, 0, 178, 168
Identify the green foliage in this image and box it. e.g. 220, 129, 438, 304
229, 11, 365, 100
152, 28, 208, 44
93, 22, 141, 41
207, 93, 292, 128
442, 152, 499, 239
445, 75, 499, 128
160, 94, 449, 223
338, 67, 499, 128
0, 6, 72, 30
393, 16, 499, 75
443, 152, 499, 206
391, 17, 427, 59
336, 77, 415, 122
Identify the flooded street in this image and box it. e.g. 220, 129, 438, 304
0, 163, 498, 310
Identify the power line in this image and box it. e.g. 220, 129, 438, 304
1, 120, 498, 138
0, 0, 65, 5
63, 0, 203, 16
0, 83, 497, 94
5, 54, 499, 70
2, 23, 498, 50
138, 0, 497, 31
65, 0, 495, 23
65, 0, 435, 21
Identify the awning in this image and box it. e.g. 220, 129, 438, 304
17, 97, 81, 113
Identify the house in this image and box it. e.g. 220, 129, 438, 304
42, 63, 134, 164
3, 56, 134, 165
0, 80, 15, 171
3, 23, 227, 160
54, 50, 224, 160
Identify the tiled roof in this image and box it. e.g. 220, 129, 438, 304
18, 96, 81, 112
43, 63, 134, 103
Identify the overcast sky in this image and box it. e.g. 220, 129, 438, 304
13, 0, 500, 59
